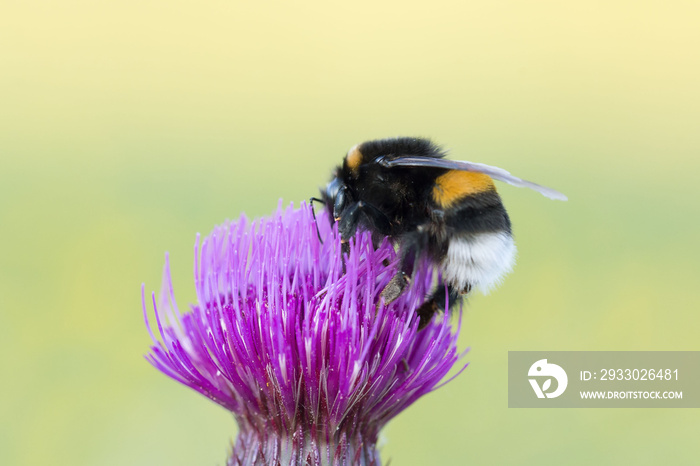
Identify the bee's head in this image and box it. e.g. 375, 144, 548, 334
324, 144, 366, 220
325, 176, 352, 221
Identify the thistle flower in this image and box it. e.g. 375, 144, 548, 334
143, 203, 467, 465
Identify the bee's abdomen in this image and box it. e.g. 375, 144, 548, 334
438, 189, 515, 293
441, 231, 516, 294
442, 190, 512, 235
432, 170, 495, 209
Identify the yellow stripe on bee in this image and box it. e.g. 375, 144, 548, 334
432, 170, 495, 208
345, 144, 363, 173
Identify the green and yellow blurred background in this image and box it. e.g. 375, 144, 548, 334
1, 1, 698, 464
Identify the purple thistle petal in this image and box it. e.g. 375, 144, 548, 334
144, 202, 468, 464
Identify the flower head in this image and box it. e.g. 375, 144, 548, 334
144, 202, 467, 465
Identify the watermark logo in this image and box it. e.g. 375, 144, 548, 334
510, 352, 699, 408
528, 359, 568, 398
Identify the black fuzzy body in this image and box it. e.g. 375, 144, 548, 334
321, 137, 513, 327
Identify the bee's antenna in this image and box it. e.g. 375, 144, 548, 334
309, 197, 325, 244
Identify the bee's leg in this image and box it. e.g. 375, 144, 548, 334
340, 241, 351, 271
416, 282, 463, 330
377, 227, 430, 319
338, 202, 361, 241
436, 282, 465, 312
377, 232, 422, 310
379, 271, 410, 307
416, 300, 438, 330
337, 202, 363, 274
337, 199, 392, 255
340, 200, 392, 273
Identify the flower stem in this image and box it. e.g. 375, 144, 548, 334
228, 422, 381, 466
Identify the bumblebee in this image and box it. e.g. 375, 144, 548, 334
318, 137, 567, 329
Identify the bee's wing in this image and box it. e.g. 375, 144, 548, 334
381, 156, 568, 201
